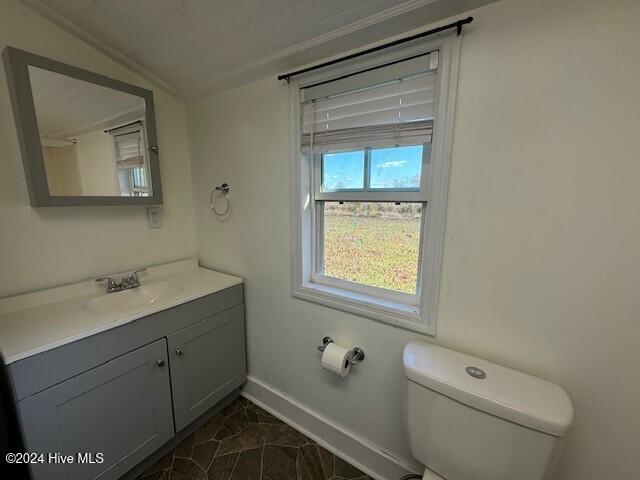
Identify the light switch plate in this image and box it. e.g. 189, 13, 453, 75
147, 207, 163, 228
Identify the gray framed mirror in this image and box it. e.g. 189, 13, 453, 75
3, 47, 162, 206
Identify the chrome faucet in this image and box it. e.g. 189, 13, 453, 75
96, 268, 146, 293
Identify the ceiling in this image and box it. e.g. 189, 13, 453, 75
22, 0, 497, 101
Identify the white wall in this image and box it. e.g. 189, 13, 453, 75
0, 0, 197, 297
74, 129, 119, 196
187, 0, 640, 478
42, 144, 82, 195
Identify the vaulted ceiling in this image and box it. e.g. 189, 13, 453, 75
22, 0, 496, 100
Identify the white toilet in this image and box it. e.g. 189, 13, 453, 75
403, 341, 573, 480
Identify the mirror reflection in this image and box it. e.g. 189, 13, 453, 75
28, 66, 152, 197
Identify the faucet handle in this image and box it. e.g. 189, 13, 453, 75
95, 277, 118, 292
125, 268, 146, 287
131, 268, 146, 278
129, 268, 146, 281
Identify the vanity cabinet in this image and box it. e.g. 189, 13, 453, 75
169, 304, 245, 431
9, 284, 246, 480
18, 338, 174, 480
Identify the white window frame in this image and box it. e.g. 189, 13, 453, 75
290, 33, 461, 335
314, 144, 430, 201
311, 145, 429, 306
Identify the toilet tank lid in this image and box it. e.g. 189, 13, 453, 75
403, 341, 573, 437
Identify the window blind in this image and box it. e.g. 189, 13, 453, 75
301, 51, 437, 150
109, 122, 145, 168
301, 120, 432, 148
114, 131, 144, 167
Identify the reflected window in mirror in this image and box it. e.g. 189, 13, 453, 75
109, 122, 151, 197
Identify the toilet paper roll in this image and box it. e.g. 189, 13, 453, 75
321, 342, 352, 378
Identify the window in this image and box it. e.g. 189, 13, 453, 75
110, 122, 151, 197
370, 145, 423, 189
322, 201, 423, 294
315, 144, 427, 301
291, 35, 461, 334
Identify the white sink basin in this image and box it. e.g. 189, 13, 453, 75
83, 282, 183, 315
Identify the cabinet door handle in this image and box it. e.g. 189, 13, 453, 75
175, 348, 183, 356
156, 359, 165, 367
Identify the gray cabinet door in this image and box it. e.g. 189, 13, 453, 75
18, 338, 174, 480
168, 304, 246, 431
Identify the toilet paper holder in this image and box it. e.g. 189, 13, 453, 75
317, 336, 365, 365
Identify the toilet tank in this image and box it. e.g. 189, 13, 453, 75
403, 342, 573, 480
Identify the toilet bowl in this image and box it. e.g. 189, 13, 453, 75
403, 341, 573, 480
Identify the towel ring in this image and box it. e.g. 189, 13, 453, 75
209, 183, 230, 216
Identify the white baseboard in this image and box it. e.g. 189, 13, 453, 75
241, 375, 421, 480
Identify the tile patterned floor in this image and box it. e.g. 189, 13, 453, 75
138, 396, 373, 480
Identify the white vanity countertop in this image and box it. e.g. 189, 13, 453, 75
0, 259, 242, 364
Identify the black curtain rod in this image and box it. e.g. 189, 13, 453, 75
104, 120, 142, 134
277, 16, 473, 83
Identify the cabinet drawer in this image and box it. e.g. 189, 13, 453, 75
169, 305, 246, 431
18, 338, 174, 480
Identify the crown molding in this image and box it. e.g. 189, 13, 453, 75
186, 0, 444, 99
19, 0, 491, 101
265, 0, 440, 63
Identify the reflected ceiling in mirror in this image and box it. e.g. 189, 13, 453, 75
29, 66, 152, 197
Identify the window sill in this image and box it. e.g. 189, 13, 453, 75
293, 281, 435, 335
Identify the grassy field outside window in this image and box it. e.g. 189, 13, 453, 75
322, 202, 422, 294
